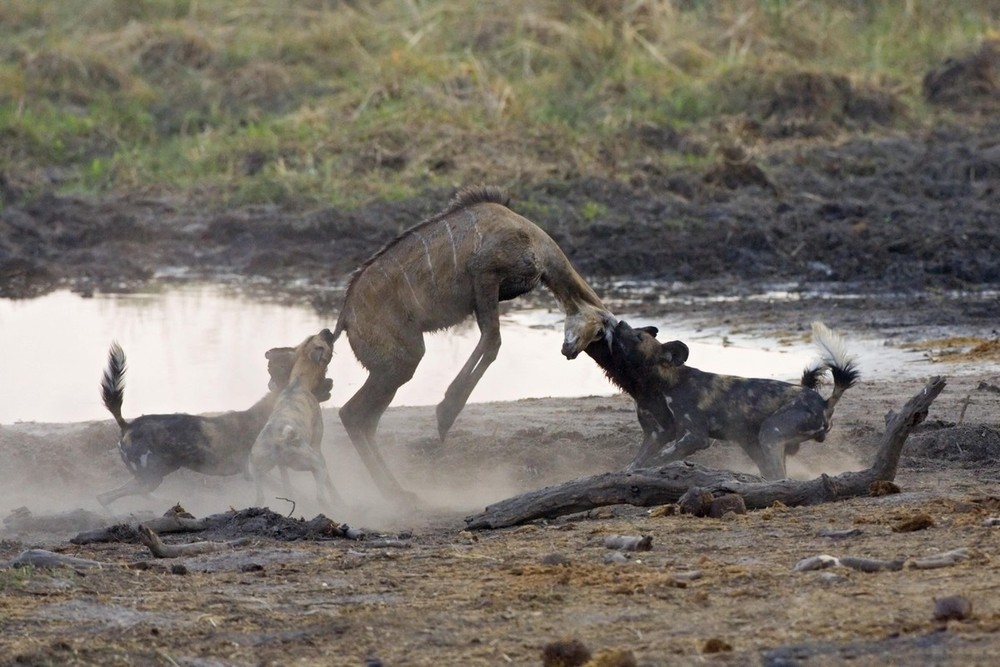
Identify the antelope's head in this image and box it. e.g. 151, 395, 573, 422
561, 304, 618, 359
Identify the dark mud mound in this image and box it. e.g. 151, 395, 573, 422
68, 507, 354, 545
905, 424, 1000, 464
198, 507, 349, 542
719, 68, 905, 136
924, 40, 1000, 113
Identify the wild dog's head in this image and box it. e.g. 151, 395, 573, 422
612, 319, 688, 386
265, 328, 336, 401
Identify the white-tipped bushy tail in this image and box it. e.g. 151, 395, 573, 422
811, 322, 854, 372
101, 341, 129, 431
802, 322, 860, 412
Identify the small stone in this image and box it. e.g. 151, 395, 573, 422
818, 527, 863, 539
648, 504, 676, 518
892, 513, 934, 532
678, 487, 713, 517
603, 534, 653, 552
540, 553, 570, 566
170, 564, 188, 575
585, 648, 638, 667
709, 494, 747, 518
702, 637, 733, 653
793, 554, 839, 572
870, 480, 901, 496
541, 638, 591, 667
933, 595, 972, 621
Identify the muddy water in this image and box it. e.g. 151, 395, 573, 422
0, 285, 937, 425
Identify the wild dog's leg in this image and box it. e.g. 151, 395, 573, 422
96, 474, 164, 509
250, 455, 270, 507
436, 277, 502, 440
308, 449, 343, 509
756, 403, 826, 479
340, 335, 424, 504
628, 427, 711, 470
625, 395, 677, 471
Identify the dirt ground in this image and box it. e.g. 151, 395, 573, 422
2, 367, 1000, 667
2, 47, 1000, 667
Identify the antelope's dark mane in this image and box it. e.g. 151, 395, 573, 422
343, 185, 511, 298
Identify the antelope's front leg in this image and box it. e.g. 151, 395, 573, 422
437, 279, 502, 440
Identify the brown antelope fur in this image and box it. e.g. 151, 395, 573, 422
250, 329, 340, 509
333, 185, 616, 502
97, 339, 333, 508
588, 320, 859, 479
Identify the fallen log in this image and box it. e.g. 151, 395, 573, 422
466, 377, 945, 529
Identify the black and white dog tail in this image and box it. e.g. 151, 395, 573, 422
100, 341, 130, 432
801, 322, 860, 411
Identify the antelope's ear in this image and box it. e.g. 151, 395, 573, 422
660, 340, 689, 366
637, 326, 659, 338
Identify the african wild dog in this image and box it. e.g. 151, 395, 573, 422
250, 329, 341, 509
97, 339, 333, 508
588, 319, 859, 479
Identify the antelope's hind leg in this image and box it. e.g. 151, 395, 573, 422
340, 331, 424, 505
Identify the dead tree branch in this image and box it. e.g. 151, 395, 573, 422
466, 377, 945, 530
137, 525, 249, 559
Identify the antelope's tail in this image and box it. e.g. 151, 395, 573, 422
100, 341, 129, 432
801, 322, 860, 415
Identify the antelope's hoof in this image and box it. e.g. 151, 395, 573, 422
435, 404, 458, 442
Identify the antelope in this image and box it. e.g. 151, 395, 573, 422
97, 339, 332, 508
250, 329, 341, 509
332, 185, 616, 502
587, 320, 859, 479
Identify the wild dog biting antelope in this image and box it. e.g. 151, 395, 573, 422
332, 185, 617, 503
587, 320, 859, 479
97, 337, 333, 508
250, 328, 341, 509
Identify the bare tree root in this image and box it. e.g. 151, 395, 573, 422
466, 377, 945, 530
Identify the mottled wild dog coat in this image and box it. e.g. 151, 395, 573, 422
250, 329, 340, 509
333, 185, 616, 502
590, 320, 859, 479
97, 340, 333, 508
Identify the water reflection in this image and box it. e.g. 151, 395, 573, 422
0, 286, 922, 425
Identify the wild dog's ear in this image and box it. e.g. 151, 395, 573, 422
660, 341, 689, 366
637, 326, 659, 338
265, 346, 296, 390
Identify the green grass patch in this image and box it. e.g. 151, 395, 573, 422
0, 0, 995, 207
